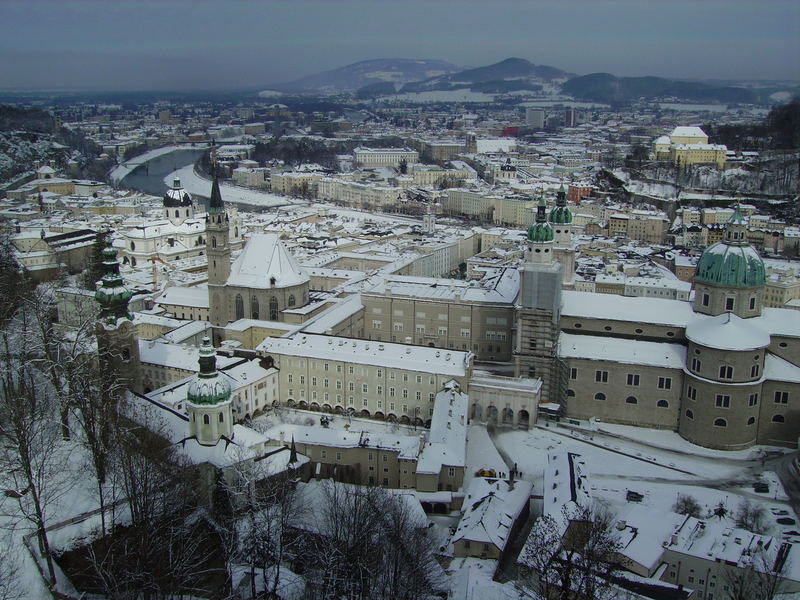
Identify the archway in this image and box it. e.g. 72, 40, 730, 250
374, 411, 385, 421
359, 409, 371, 418
486, 405, 498, 424
387, 413, 398, 423
518, 410, 530, 428
502, 407, 514, 425
310, 402, 320, 412
298, 401, 308, 410
471, 403, 482, 420
399, 415, 410, 425
322, 403, 332, 413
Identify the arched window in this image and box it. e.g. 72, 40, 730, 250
772, 414, 785, 423
175, 209, 179, 218
211, 236, 217, 248
235, 294, 244, 320
747, 417, 756, 426
270, 296, 278, 320
131, 257, 137, 267
251, 296, 259, 319
594, 392, 606, 401
288, 294, 296, 307
219, 413, 224, 422
235, 226, 239, 238
657, 400, 669, 408
714, 418, 727, 427
625, 396, 638, 404
130, 241, 136, 251
203, 414, 210, 425
685, 409, 694, 420
566, 389, 575, 397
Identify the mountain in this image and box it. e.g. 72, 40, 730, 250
265, 59, 461, 93
398, 57, 574, 94
562, 73, 758, 104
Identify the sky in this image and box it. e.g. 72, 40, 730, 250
0, 0, 798, 91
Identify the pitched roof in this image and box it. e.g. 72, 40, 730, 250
227, 233, 309, 289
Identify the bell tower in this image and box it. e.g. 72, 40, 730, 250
186, 336, 233, 446
94, 236, 142, 394
206, 174, 231, 338
515, 196, 564, 404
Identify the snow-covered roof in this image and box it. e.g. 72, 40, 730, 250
452, 478, 532, 550
262, 423, 421, 460
227, 233, 309, 289
156, 285, 209, 309
765, 353, 800, 383
559, 332, 686, 369
561, 290, 694, 327
670, 126, 707, 139
417, 388, 468, 474
257, 334, 472, 377
685, 313, 771, 351
139, 339, 240, 372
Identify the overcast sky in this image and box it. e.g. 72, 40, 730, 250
1, 0, 798, 91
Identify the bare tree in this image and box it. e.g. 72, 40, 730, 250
722, 538, 789, 600
734, 499, 769, 535
672, 493, 703, 518
0, 532, 21, 600
518, 503, 622, 600
0, 333, 75, 585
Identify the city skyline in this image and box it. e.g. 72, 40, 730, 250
0, 0, 798, 91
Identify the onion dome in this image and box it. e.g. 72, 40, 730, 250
527, 197, 554, 243
163, 177, 193, 208
187, 337, 232, 406
549, 183, 573, 225
95, 237, 133, 322
694, 205, 765, 288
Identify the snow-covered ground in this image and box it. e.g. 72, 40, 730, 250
164, 164, 294, 209
110, 144, 208, 183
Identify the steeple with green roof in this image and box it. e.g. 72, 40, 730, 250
187, 337, 232, 406
94, 236, 133, 323
549, 183, 573, 225
527, 197, 554, 243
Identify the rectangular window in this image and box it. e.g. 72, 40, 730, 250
349, 382, 354, 391
416, 325, 425, 333
751, 364, 759, 377
416, 391, 421, 401
377, 369, 382, 378
715, 394, 731, 408
775, 391, 789, 404
389, 387, 395, 397
725, 297, 735, 311
403, 389, 408, 399
719, 365, 733, 379
372, 320, 382, 329
299, 375, 305, 384
626, 374, 640, 386
324, 378, 329, 388
362, 398, 368, 407
748, 393, 759, 407
438, 327, 447, 336
362, 384, 368, 393
377, 385, 382, 394
691, 358, 701, 372
312, 377, 317, 386
702, 293, 709, 307
595, 370, 608, 383
335, 452, 341, 461
687, 385, 697, 400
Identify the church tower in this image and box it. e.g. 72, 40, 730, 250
95, 236, 142, 393
206, 175, 231, 339
693, 204, 765, 319
186, 336, 233, 446
163, 177, 194, 226
515, 197, 565, 404
549, 183, 576, 287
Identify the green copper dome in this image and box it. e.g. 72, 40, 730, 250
694, 206, 765, 288
187, 337, 232, 406
527, 198, 554, 243
95, 237, 133, 322
549, 183, 573, 225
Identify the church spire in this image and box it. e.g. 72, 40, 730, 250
209, 175, 225, 215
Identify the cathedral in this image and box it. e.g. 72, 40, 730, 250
517, 196, 799, 451
205, 176, 310, 345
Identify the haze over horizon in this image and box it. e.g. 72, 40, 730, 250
1, 0, 798, 92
